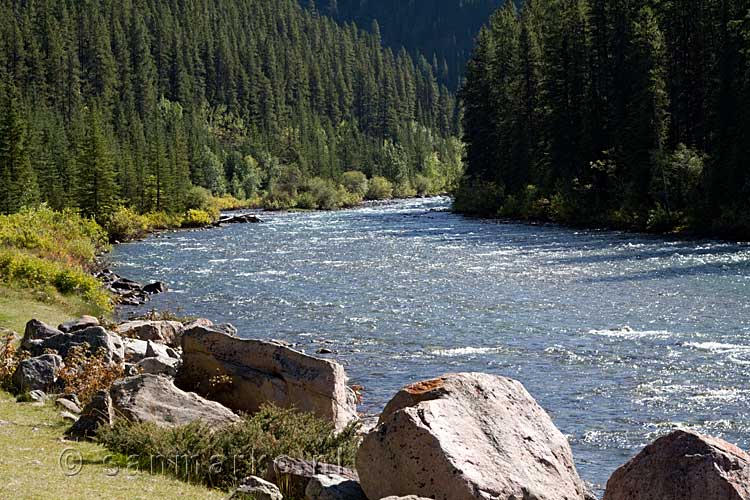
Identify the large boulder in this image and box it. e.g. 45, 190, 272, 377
305, 474, 366, 500
176, 326, 357, 432
66, 390, 114, 439
136, 356, 180, 377
33, 326, 125, 364
21, 319, 62, 350
122, 338, 178, 362
603, 430, 750, 500
11, 354, 64, 393
265, 455, 359, 499
58, 315, 99, 333
110, 374, 240, 428
116, 320, 184, 347
357, 373, 587, 500
230, 476, 283, 500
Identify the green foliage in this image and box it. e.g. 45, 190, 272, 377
458, 0, 750, 236
104, 207, 150, 242
0, 0, 463, 222
0, 206, 108, 267
341, 171, 369, 198
453, 178, 503, 216
182, 210, 213, 228
97, 405, 361, 491
365, 176, 394, 200
0, 251, 110, 311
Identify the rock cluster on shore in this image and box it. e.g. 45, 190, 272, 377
8, 315, 750, 500
95, 269, 168, 306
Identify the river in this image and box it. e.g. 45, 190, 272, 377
111, 196, 750, 490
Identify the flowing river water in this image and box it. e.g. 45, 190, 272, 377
111, 197, 750, 489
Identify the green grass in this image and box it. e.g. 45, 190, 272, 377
0, 286, 103, 334
0, 391, 225, 500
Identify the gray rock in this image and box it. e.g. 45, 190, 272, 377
55, 397, 82, 414
305, 474, 366, 500
265, 455, 359, 499
34, 326, 125, 364
116, 320, 184, 347
230, 476, 283, 500
176, 326, 358, 432
21, 319, 62, 350
110, 374, 240, 428
145, 340, 179, 359
66, 390, 114, 439
136, 356, 180, 377
28, 389, 48, 402
122, 338, 149, 362
58, 315, 99, 333
379, 497, 433, 500
357, 373, 587, 500
603, 430, 750, 500
59, 411, 78, 422
11, 354, 64, 393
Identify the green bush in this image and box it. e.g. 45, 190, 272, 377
341, 171, 369, 198
452, 178, 503, 216
97, 405, 360, 491
184, 186, 221, 221
0, 250, 111, 311
0, 206, 108, 267
365, 176, 393, 200
393, 180, 417, 199
295, 191, 318, 210
105, 207, 149, 242
263, 190, 297, 211
143, 212, 184, 230
182, 209, 213, 228
413, 174, 433, 197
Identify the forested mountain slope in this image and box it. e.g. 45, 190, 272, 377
457, 0, 750, 238
0, 0, 462, 221
316, 0, 505, 89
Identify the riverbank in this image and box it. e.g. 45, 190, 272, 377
3, 312, 749, 499
0, 390, 225, 500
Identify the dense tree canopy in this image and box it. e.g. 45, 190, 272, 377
457, 0, 750, 238
0, 0, 463, 222
316, 0, 506, 89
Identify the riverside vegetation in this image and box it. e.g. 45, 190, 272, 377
0, 0, 463, 227
457, 0, 750, 239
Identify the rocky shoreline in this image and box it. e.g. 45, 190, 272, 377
6, 314, 750, 500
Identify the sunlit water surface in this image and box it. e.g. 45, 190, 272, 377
111, 197, 750, 490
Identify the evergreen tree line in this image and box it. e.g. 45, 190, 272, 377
0, 0, 463, 223
318, 0, 505, 90
457, 0, 750, 237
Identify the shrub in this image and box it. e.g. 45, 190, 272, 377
142, 211, 184, 230
0, 206, 108, 267
413, 174, 433, 197
341, 171, 369, 198
365, 176, 393, 200
263, 189, 297, 211
0, 332, 27, 389
0, 250, 111, 311
184, 186, 221, 221
295, 191, 318, 210
105, 207, 149, 242
97, 405, 361, 491
392, 180, 417, 199
452, 178, 503, 216
58, 344, 125, 405
182, 209, 213, 228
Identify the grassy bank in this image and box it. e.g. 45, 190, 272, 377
0, 391, 224, 500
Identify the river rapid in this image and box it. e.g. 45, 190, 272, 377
111, 197, 750, 489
